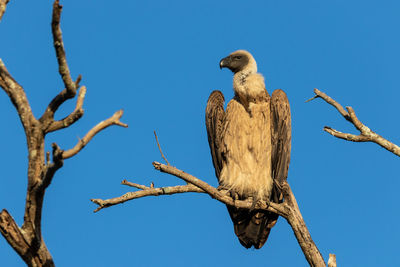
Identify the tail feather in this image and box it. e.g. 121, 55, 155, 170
228, 184, 282, 249
228, 207, 278, 249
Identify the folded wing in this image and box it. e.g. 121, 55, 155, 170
205, 90, 225, 180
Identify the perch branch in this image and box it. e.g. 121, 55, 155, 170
308, 88, 400, 157
92, 162, 329, 266
91, 163, 287, 216
61, 110, 128, 159
153, 162, 287, 215
0, 0, 9, 21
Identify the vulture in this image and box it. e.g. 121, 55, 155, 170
205, 50, 291, 249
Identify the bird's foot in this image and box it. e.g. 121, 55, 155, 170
217, 185, 239, 201
249, 194, 261, 211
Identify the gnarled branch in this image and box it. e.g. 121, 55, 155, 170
0, 59, 37, 132
0, 209, 30, 260
0, 1, 126, 266
308, 88, 400, 157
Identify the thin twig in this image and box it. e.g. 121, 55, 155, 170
121, 179, 150, 190
61, 110, 128, 159
308, 88, 400, 157
308, 88, 350, 120
154, 131, 170, 165
91, 183, 204, 213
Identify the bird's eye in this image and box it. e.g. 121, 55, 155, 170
234, 56, 242, 60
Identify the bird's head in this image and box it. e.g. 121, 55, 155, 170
219, 50, 257, 74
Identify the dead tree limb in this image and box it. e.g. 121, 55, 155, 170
307, 88, 400, 157
328, 254, 337, 267
0, 0, 9, 21
92, 161, 333, 267
0, 1, 127, 266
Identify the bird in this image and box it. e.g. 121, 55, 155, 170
205, 50, 291, 249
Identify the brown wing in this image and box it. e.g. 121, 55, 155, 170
271, 89, 291, 185
205, 90, 225, 179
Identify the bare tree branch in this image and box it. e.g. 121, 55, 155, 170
328, 254, 337, 267
91, 183, 204, 213
152, 162, 286, 214
0, 59, 37, 132
306, 89, 350, 121
51, 0, 76, 93
40, 76, 83, 132
0, 209, 30, 260
41, 143, 64, 190
308, 88, 400, 157
1, 1, 126, 266
280, 181, 325, 267
43, 85, 86, 133
61, 110, 128, 159
40, 0, 83, 130
92, 161, 330, 266
0, 0, 9, 21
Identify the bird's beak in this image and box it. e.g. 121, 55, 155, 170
219, 56, 230, 69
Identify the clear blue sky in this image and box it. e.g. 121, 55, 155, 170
1, 0, 399, 266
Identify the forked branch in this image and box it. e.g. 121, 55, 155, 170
44, 85, 86, 133
308, 88, 400, 157
40, 0, 83, 130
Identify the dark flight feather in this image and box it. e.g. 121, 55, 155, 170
205, 90, 225, 179
271, 89, 292, 184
